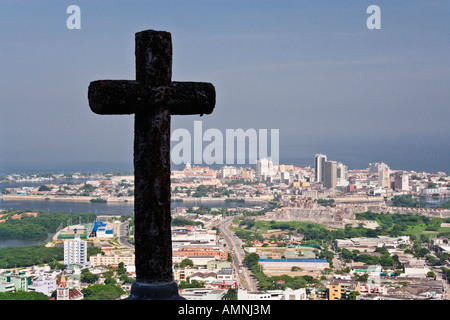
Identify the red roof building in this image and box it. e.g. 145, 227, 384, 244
56, 274, 83, 300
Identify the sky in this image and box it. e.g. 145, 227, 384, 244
0, 1, 449, 174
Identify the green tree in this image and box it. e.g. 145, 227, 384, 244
379, 254, 395, 267
0, 290, 49, 300
48, 261, 66, 270
355, 273, 369, 282
244, 253, 260, 268
180, 258, 194, 268
348, 291, 360, 300
414, 247, 430, 258
0, 245, 64, 269
222, 288, 237, 300
82, 284, 125, 300
119, 274, 135, 284
104, 277, 117, 285
355, 254, 379, 265
81, 269, 99, 284
38, 185, 52, 192
116, 262, 126, 275
178, 280, 204, 289
391, 195, 424, 208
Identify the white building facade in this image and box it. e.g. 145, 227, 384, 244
238, 288, 307, 300
64, 236, 87, 266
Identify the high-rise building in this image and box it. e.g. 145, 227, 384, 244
314, 154, 327, 183
378, 163, 390, 189
369, 162, 381, 173
64, 236, 87, 266
323, 160, 337, 189
281, 171, 290, 184
336, 162, 348, 186
394, 174, 410, 191
255, 157, 274, 181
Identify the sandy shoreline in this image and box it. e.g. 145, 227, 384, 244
1, 194, 132, 203
0, 194, 268, 204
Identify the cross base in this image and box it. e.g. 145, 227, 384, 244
126, 280, 186, 300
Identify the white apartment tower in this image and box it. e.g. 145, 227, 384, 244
64, 236, 87, 266
255, 157, 273, 181
378, 163, 390, 189
314, 154, 327, 183
336, 162, 348, 186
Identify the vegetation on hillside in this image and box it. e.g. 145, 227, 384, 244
391, 195, 425, 208
234, 211, 450, 247
0, 210, 97, 240
0, 245, 102, 269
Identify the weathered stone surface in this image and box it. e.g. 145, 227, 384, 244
127, 281, 184, 300
88, 80, 215, 115
87, 29, 215, 299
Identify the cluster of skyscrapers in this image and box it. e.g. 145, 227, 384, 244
254, 154, 409, 192
314, 154, 348, 189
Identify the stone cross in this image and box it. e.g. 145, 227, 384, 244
88, 30, 215, 300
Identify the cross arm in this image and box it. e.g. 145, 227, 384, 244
88, 80, 146, 115
168, 82, 215, 116
88, 80, 215, 116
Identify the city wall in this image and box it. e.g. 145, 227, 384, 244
258, 199, 450, 229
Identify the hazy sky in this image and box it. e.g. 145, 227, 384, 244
1, 1, 449, 173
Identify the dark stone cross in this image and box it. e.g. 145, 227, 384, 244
88, 30, 215, 300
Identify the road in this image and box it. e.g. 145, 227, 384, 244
216, 215, 258, 292
117, 217, 259, 292
117, 221, 134, 249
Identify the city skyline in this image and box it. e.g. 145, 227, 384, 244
1, 1, 449, 174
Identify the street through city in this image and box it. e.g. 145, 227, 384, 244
216, 215, 258, 292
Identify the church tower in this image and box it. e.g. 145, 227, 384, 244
57, 274, 69, 300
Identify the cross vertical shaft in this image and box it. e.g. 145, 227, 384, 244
87, 29, 215, 300
133, 31, 173, 286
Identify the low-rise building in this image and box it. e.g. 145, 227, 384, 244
217, 268, 234, 281
207, 260, 232, 271
189, 272, 217, 285
89, 253, 135, 268
0, 281, 14, 293
179, 288, 227, 300
258, 259, 330, 273
0, 270, 31, 291
210, 279, 237, 290
173, 246, 228, 267
27, 275, 56, 297
237, 288, 307, 300
55, 274, 83, 300
335, 236, 410, 252
351, 264, 382, 276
